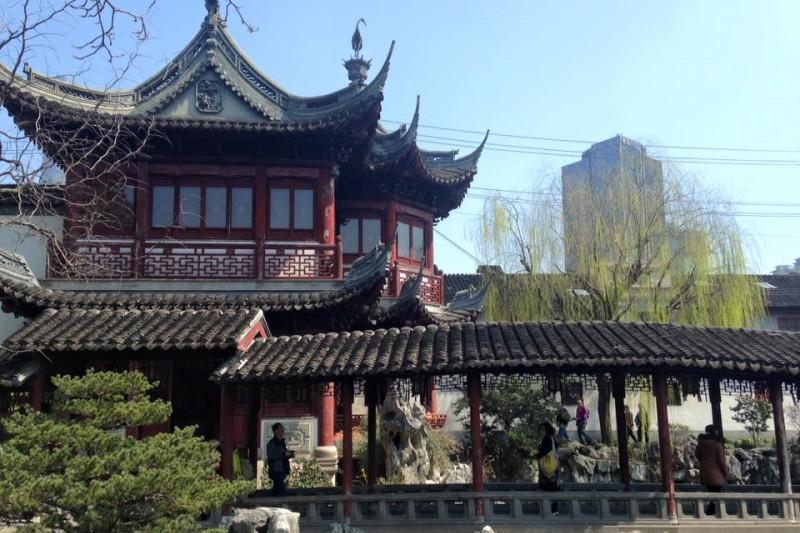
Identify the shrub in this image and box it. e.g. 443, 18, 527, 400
669, 423, 693, 447
731, 396, 772, 447
262, 456, 331, 490
455, 382, 558, 481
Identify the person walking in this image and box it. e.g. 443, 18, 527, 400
556, 405, 571, 441
624, 405, 639, 444
575, 398, 592, 445
536, 421, 560, 516
266, 422, 294, 496
695, 424, 728, 516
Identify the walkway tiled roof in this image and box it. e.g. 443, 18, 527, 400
212, 320, 800, 383
2, 307, 261, 354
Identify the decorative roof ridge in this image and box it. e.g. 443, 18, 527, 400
445, 284, 488, 314
422, 129, 489, 171
372, 94, 419, 158
1, 14, 395, 122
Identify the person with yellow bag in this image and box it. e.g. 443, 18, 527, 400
536, 421, 560, 516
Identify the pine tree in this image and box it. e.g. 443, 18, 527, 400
0, 370, 252, 532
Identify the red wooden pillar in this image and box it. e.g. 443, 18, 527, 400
29, 368, 46, 411
467, 371, 484, 519
220, 384, 236, 480
429, 378, 439, 415
319, 383, 335, 447
254, 167, 267, 279
366, 380, 379, 491
341, 379, 354, 519
612, 373, 631, 491
319, 167, 336, 246
654, 372, 677, 519
769, 379, 792, 494
134, 163, 149, 277
708, 376, 724, 440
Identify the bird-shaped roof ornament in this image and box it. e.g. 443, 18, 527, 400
351, 18, 366, 58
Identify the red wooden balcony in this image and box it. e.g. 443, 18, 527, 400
387, 263, 444, 305
48, 239, 344, 281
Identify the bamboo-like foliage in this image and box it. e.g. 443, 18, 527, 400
476, 163, 765, 329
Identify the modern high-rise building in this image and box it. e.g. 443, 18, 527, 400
561, 135, 664, 271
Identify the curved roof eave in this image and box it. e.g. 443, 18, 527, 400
0, 14, 395, 125
371, 94, 419, 158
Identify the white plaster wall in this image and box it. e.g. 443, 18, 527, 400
436, 389, 794, 440
0, 215, 63, 342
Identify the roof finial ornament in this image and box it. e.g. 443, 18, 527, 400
205, 0, 221, 21
344, 18, 371, 88
351, 18, 366, 58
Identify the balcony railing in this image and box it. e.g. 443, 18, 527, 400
49, 239, 343, 281
387, 263, 444, 305
246, 489, 800, 528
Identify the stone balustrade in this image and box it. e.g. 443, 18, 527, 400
246, 489, 800, 528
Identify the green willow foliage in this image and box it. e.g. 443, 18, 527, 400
0, 370, 252, 533
476, 168, 765, 328
475, 167, 765, 444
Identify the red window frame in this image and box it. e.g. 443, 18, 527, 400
148, 177, 254, 239
396, 215, 427, 264
267, 180, 316, 240
338, 212, 384, 259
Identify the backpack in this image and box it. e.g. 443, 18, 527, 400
538, 436, 559, 481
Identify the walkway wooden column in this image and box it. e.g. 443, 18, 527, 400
612, 373, 631, 491
366, 379, 379, 491
28, 368, 46, 412
769, 379, 792, 494
318, 383, 335, 447
653, 372, 677, 520
708, 376, 724, 439
219, 384, 236, 480
467, 371, 484, 519
341, 379, 355, 519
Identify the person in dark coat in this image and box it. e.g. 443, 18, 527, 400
266, 422, 293, 496
695, 424, 728, 515
536, 421, 560, 515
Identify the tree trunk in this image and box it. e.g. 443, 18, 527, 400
597, 375, 612, 444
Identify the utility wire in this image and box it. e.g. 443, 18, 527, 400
416, 135, 800, 166
384, 119, 800, 154
434, 227, 481, 264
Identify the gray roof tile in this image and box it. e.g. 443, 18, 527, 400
213, 320, 800, 383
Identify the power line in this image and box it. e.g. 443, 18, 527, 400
434, 227, 481, 264
468, 186, 800, 208
385, 119, 800, 154
416, 135, 800, 167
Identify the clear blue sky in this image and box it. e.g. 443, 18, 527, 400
13, 0, 800, 274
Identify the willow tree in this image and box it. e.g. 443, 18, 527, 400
474, 158, 765, 443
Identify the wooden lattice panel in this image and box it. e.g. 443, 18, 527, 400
264, 246, 336, 279
54, 241, 135, 278
144, 245, 255, 278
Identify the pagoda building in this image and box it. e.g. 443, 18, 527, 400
0, 2, 486, 477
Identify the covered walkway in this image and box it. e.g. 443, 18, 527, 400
214, 320, 800, 528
